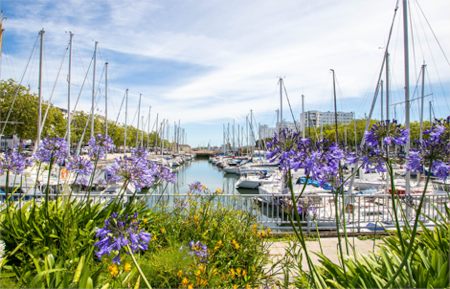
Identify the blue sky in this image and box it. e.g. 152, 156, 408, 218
1, 0, 450, 147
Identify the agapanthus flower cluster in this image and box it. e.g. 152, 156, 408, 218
361, 120, 409, 173
266, 129, 313, 171
88, 134, 115, 160
189, 240, 208, 263
106, 148, 175, 191
66, 155, 94, 185
95, 212, 151, 264
106, 155, 155, 191
34, 137, 68, 165
303, 141, 345, 188
0, 148, 32, 175
407, 117, 450, 180
150, 161, 176, 184
188, 181, 204, 193
267, 128, 348, 189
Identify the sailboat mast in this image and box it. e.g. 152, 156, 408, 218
67, 31, 73, 156
279, 78, 283, 130
429, 101, 432, 123
385, 51, 390, 120
91, 41, 98, 139
380, 80, 384, 121
141, 116, 144, 146
250, 109, 254, 155
36, 29, 44, 149
223, 124, 226, 154
124, 88, 128, 154
419, 63, 426, 142
331, 69, 338, 143
301, 94, 305, 138
178, 120, 180, 153
402, 0, 411, 194
105, 62, 108, 137
147, 106, 151, 148
154, 113, 158, 151
136, 93, 141, 147
0, 15, 4, 80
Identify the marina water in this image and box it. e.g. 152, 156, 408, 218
163, 159, 257, 195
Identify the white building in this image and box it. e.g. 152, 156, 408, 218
300, 111, 354, 128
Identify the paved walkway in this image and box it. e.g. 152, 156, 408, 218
266, 237, 381, 283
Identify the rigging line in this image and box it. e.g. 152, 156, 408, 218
1, 34, 39, 136
114, 90, 126, 126
410, 65, 423, 102
426, 67, 449, 113
71, 56, 93, 114
414, 0, 450, 66
40, 43, 69, 135
76, 108, 91, 155
93, 64, 105, 111
281, 81, 299, 132
360, 0, 400, 148
411, 1, 426, 62
408, 0, 418, 82
64, 55, 93, 139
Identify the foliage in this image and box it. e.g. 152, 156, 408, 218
0, 80, 170, 150
0, 188, 270, 288
294, 208, 449, 288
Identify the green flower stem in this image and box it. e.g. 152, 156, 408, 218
333, 187, 347, 275
384, 159, 433, 288
86, 157, 100, 205
126, 245, 152, 289
69, 173, 79, 201
5, 170, 9, 204
386, 162, 406, 255
286, 170, 326, 288
33, 163, 42, 210
387, 159, 414, 285
337, 164, 350, 256
45, 160, 54, 219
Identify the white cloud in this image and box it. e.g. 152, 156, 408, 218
3, 0, 450, 145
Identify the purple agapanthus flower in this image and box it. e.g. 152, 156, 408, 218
189, 181, 203, 193
407, 118, 450, 180
106, 148, 175, 191
360, 120, 409, 173
66, 155, 93, 176
189, 240, 208, 263
150, 162, 176, 184
66, 155, 94, 185
95, 212, 151, 264
106, 156, 155, 191
266, 128, 350, 189
0, 148, 33, 175
88, 134, 115, 160
34, 137, 68, 165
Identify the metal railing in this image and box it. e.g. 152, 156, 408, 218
2, 192, 448, 232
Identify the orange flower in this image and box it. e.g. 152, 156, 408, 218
214, 240, 223, 251
231, 239, 240, 250
107, 264, 119, 278
123, 262, 132, 272
181, 277, 189, 286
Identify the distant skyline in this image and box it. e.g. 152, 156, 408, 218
1, 0, 449, 147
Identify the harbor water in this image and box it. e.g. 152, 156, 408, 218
163, 159, 257, 195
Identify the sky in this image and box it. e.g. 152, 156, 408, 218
1, 0, 450, 147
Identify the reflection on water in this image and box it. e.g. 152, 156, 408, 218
163, 159, 256, 195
